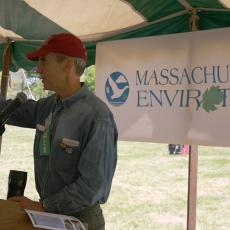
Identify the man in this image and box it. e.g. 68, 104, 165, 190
3, 33, 118, 230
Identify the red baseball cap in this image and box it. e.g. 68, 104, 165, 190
27, 33, 87, 61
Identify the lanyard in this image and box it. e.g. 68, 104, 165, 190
39, 103, 64, 156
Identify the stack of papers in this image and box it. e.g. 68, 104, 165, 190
25, 209, 86, 230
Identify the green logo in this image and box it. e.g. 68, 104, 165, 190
201, 86, 224, 112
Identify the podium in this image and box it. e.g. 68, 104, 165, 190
0, 199, 43, 230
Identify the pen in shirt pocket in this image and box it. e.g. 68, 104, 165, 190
60, 138, 80, 154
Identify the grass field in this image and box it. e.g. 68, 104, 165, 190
0, 125, 229, 230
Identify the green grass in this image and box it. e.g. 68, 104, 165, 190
0, 126, 230, 229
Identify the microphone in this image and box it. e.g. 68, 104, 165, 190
0, 92, 27, 125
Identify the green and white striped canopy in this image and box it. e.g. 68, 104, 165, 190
1, 0, 230, 71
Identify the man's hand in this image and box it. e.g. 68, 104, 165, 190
8, 196, 45, 212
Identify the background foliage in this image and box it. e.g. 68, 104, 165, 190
5, 65, 96, 100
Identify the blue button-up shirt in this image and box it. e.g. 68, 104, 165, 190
1, 85, 117, 215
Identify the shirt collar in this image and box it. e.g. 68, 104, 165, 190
54, 83, 90, 108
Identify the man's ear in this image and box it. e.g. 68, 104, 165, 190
64, 58, 75, 73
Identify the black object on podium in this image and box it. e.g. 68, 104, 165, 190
7, 170, 27, 199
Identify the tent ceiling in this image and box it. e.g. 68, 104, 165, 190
0, 26, 22, 42
0, 0, 230, 70
218, 0, 230, 7
25, 0, 145, 38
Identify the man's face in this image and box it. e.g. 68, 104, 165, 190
37, 53, 66, 91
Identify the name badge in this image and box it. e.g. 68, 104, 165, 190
39, 127, 51, 156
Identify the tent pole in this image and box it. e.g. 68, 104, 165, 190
0, 39, 12, 154
187, 8, 199, 230
187, 145, 198, 230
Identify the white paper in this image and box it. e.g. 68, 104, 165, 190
25, 209, 86, 230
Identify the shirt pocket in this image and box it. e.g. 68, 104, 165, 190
54, 138, 81, 174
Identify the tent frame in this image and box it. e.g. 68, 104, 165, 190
0, 39, 11, 153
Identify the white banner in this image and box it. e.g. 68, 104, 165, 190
95, 28, 230, 147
